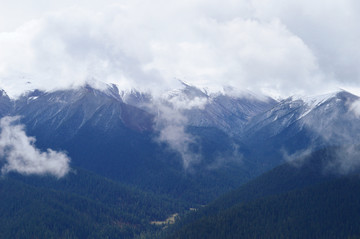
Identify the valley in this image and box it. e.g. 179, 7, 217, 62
1, 1, 359, 238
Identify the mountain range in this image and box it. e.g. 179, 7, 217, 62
0, 82, 360, 238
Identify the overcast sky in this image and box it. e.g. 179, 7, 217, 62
0, 0, 359, 98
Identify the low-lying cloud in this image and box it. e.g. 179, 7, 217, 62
0, 116, 70, 178
152, 96, 203, 169
282, 147, 314, 168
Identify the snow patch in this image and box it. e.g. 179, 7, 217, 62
294, 92, 338, 119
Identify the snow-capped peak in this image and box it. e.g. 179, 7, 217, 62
288, 92, 339, 119
291, 91, 338, 107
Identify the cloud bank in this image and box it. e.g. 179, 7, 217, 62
0, 0, 359, 98
0, 116, 70, 178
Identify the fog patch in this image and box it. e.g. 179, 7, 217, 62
152, 98, 205, 169
0, 116, 70, 178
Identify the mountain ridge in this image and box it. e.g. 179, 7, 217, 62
1, 83, 359, 204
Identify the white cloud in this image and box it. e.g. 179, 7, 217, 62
0, 0, 359, 98
152, 98, 202, 169
147, 17, 324, 96
0, 116, 70, 178
252, 0, 360, 89
282, 147, 314, 167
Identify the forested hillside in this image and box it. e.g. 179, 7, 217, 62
166, 177, 360, 239
0, 169, 190, 238
162, 147, 360, 239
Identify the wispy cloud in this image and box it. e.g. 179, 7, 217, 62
0, 116, 70, 178
282, 147, 314, 168
152, 94, 205, 169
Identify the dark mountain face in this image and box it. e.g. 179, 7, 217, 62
8, 87, 188, 199
14, 85, 153, 142
11, 87, 163, 191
